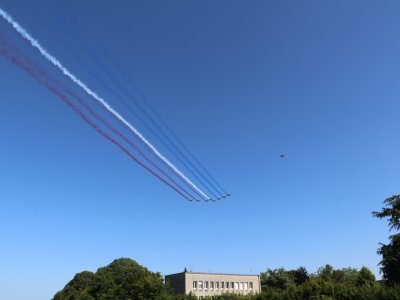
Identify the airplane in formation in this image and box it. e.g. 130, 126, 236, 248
216, 193, 231, 200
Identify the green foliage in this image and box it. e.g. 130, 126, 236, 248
373, 194, 400, 285
53, 258, 168, 300
52, 194, 400, 299
290, 266, 309, 285
357, 267, 376, 286
373, 195, 400, 231
260, 266, 308, 291
255, 265, 400, 300
377, 234, 400, 286
316, 264, 334, 281
182, 283, 400, 300
53, 271, 95, 300
260, 268, 295, 290
54, 260, 400, 300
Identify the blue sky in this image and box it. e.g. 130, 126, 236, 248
1, 1, 400, 299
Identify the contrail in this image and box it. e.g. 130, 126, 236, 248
0, 7, 210, 200
0, 38, 194, 201
25, 2, 228, 199
98, 47, 229, 197
65, 86, 201, 201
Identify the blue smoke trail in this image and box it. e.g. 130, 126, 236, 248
101, 47, 230, 196
0, 7, 211, 201
37, 1, 227, 198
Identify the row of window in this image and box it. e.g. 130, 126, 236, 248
193, 281, 253, 291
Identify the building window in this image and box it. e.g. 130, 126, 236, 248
215, 282, 219, 290
193, 281, 197, 289
221, 282, 224, 289
244, 282, 248, 290
205, 281, 209, 290
239, 282, 243, 290
198, 281, 203, 290
249, 282, 253, 290
210, 281, 214, 289
230, 282, 234, 289
234, 282, 239, 290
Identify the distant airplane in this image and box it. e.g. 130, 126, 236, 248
220, 193, 231, 199
280, 154, 286, 158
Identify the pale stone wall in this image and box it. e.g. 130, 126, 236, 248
166, 272, 260, 297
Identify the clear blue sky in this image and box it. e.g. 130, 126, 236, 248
1, 1, 399, 299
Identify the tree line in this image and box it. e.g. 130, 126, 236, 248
53, 195, 400, 299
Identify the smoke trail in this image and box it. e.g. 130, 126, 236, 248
0, 37, 194, 202
90, 52, 223, 198
65, 87, 201, 201
99, 47, 230, 197
30, 1, 227, 198
0, 7, 210, 200
63, 89, 202, 201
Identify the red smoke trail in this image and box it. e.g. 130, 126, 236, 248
91, 97, 209, 201
0, 38, 193, 201
4, 31, 207, 202
64, 88, 199, 201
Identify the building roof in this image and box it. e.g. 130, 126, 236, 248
165, 271, 259, 277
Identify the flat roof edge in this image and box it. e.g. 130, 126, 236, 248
165, 272, 259, 277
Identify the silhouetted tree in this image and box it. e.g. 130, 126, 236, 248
290, 267, 309, 285
373, 194, 400, 285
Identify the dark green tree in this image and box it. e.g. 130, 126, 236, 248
53, 258, 168, 300
260, 268, 295, 290
53, 271, 95, 300
289, 267, 309, 285
316, 264, 334, 281
356, 266, 376, 286
373, 194, 400, 285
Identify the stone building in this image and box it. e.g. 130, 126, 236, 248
165, 270, 261, 297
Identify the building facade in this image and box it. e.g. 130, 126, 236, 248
165, 271, 261, 297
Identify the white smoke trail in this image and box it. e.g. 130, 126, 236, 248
0, 7, 210, 200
